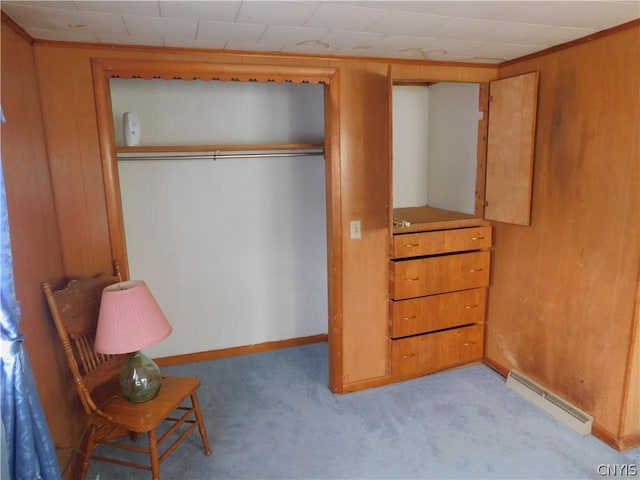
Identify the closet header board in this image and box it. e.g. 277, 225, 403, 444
93, 57, 336, 84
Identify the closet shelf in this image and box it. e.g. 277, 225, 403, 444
116, 143, 323, 153
393, 205, 489, 234
116, 143, 325, 161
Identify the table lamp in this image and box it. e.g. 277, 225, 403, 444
94, 280, 172, 403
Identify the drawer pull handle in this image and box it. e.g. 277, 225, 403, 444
469, 268, 483, 273
404, 243, 420, 248
406, 277, 420, 282
464, 304, 479, 310
471, 236, 485, 240
401, 315, 417, 321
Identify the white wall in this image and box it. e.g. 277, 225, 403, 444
392, 82, 479, 214
427, 82, 479, 214
110, 79, 327, 358
111, 79, 323, 146
392, 86, 429, 208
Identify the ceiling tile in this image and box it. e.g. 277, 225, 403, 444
420, 1, 514, 20
429, 17, 503, 42
470, 41, 547, 61
368, 1, 436, 13
320, 30, 385, 50
159, 1, 241, 22
37, 7, 128, 34
123, 15, 196, 39
367, 11, 448, 36
164, 38, 226, 50
375, 34, 442, 52
197, 20, 266, 42
487, 22, 595, 46
280, 43, 336, 55
237, 1, 320, 27
1, 3, 51, 29
426, 37, 490, 57
96, 32, 164, 47
2, 0, 638, 62
24, 25, 98, 42
260, 25, 329, 45
3, 1, 76, 9
305, 3, 386, 31
226, 40, 284, 53
499, 1, 640, 29
73, 1, 159, 16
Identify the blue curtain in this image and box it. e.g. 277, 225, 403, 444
1, 115, 61, 478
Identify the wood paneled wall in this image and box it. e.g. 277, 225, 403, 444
12, 18, 636, 461
0, 20, 72, 471
31, 42, 496, 393
486, 23, 639, 448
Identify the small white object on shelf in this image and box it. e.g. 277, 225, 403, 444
123, 112, 141, 146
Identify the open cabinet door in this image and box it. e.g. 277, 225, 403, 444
485, 71, 539, 225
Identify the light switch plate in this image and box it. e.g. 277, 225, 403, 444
350, 220, 361, 239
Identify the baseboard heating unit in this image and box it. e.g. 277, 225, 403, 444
506, 370, 594, 436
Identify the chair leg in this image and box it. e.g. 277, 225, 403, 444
148, 430, 160, 480
79, 426, 96, 480
191, 393, 212, 456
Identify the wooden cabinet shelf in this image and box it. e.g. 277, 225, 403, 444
393, 205, 489, 234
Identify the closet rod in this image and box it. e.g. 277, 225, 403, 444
117, 150, 324, 161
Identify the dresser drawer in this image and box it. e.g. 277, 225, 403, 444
390, 251, 490, 300
392, 226, 491, 258
391, 324, 484, 378
390, 288, 486, 339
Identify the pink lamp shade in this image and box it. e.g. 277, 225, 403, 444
95, 280, 172, 355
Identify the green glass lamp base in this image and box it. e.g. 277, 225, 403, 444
119, 351, 162, 403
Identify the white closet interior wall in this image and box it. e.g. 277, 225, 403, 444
392, 82, 480, 214
110, 79, 327, 358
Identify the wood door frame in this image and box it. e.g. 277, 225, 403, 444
91, 58, 343, 392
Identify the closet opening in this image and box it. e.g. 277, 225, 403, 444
391, 80, 489, 230
390, 71, 538, 229
92, 59, 342, 392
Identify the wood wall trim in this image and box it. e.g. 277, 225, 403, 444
324, 77, 344, 393
500, 18, 640, 68
91, 59, 128, 278
474, 83, 489, 218
618, 433, 640, 451
1, 11, 34, 45
155, 334, 328, 367
482, 356, 510, 378
592, 423, 640, 452
93, 57, 336, 84
618, 281, 640, 438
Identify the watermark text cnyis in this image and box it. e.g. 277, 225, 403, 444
598, 464, 638, 477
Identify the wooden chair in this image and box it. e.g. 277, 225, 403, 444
42, 265, 212, 480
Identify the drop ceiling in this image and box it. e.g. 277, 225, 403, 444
2, 1, 639, 63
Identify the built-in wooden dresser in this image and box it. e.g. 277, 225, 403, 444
390, 206, 492, 380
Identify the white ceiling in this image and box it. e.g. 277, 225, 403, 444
2, 1, 639, 63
